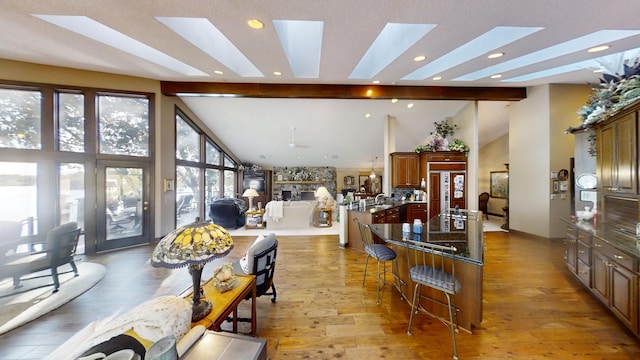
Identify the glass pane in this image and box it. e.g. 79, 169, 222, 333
0, 161, 38, 236
206, 141, 220, 165
176, 115, 200, 162
59, 163, 85, 228
106, 167, 143, 240
98, 95, 149, 156
205, 169, 220, 219
224, 155, 235, 168
224, 170, 235, 198
176, 165, 200, 228
0, 88, 41, 149
58, 92, 85, 152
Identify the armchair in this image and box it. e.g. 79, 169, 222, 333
209, 198, 247, 229
1, 222, 81, 293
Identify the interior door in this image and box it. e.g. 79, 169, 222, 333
96, 161, 150, 252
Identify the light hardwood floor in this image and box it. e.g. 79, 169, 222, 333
1, 231, 639, 359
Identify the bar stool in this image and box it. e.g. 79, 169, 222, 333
405, 239, 461, 360
355, 219, 403, 305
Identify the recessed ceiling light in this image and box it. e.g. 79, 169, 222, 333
488, 52, 504, 59
407, 103, 414, 109
214, 70, 223, 75
372, 80, 380, 84
273, 71, 282, 76
391, 98, 398, 103
365, 113, 371, 118
432, 76, 442, 81
247, 19, 264, 29
491, 74, 502, 79
414, 55, 426, 62
593, 68, 605, 73
588, 45, 610, 53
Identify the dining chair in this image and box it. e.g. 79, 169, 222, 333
405, 239, 461, 360
355, 219, 403, 305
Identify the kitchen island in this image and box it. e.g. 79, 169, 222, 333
369, 210, 484, 332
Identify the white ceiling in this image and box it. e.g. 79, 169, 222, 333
1, 1, 639, 168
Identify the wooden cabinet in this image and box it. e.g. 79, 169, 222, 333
564, 224, 578, 274
313, 208, 332, 227
423, 151, 467, 219
238, 170, 272, 209
407, 203, 427, 223
391, 152, 420, 188
591, 237, 638, 333
598, 110, 637, 194
245, 210, 265, 229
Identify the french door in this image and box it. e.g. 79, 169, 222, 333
96, 160, 150, 251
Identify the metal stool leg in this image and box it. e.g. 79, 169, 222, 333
445, 293, 459, 360
362, 254, 370, 287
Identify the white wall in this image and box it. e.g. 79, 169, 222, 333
452, 102, 479, 209
510, 85, 551, 237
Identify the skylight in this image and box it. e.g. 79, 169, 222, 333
349, 23, 436, 79
402, 26, 543, 80
503, 47, 640, 82
273, 20, 323, 78
454, 29, 640, 81
156, 17, 263, 78
33, 15, 207, 76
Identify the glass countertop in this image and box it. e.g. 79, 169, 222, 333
369, 209, 484, 265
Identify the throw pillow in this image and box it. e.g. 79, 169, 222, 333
238, 233, 276, 274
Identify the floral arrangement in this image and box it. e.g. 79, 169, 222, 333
566, 56, 640, 157
415, 119, 468, 154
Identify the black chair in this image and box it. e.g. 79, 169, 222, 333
479, 192, 490, 220
355, 219, 404, 305
209, 198, 247, 229
229, 236, 278, 329
1, 222, 81, 293
405, 239, 460, 360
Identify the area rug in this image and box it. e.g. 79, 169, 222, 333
0, 261, 106, 335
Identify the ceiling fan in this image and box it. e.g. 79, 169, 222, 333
289, 127, 309, 148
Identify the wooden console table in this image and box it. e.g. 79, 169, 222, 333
181, 274, 257, 336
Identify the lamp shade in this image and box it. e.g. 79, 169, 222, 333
242, 188, 259, 198
151, 219, 233, 322
315, 186, 331, 199
151, 220, 233, 268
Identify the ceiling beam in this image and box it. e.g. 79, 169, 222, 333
161, 82, 527, 101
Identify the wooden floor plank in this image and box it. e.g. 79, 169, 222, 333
0, 231, 639, 359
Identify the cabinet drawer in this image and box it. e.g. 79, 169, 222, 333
577, 259, 591, 287
577, 230, 592, 245
424, 152, 466, 162
592, 237, 636, 271
372, 212, 386, 223
565, 224, 577, 240
577, 240, 591, 264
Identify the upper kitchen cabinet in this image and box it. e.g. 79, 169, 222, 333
597, 106, 638, 194
391, 152, 420, 188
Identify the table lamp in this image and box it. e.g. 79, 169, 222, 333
242, 188, 259, 211
315, 186, 331, 207
151, 218, 233, 322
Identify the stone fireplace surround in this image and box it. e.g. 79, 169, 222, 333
272, 167, 337, 201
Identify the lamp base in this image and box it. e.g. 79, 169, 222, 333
191, 300, 213, 322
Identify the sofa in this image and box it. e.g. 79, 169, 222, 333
264, 200, 316, 230
209, 198, 247, 229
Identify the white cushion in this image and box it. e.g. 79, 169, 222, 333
238, 233, 276, 274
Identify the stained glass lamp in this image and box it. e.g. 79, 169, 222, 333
151, 218, 233, 322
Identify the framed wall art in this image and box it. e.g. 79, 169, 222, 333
490, 171, 508, 199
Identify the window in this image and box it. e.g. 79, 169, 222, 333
57, 92, 85, 152
59, 163, 85, 228
175, 109, 238, 226
98, 95, 149, 156
0, 161, 38, 234
0, 88, 41, 150
176, 114, 200, 162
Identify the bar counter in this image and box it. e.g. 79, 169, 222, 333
369, 210, 484, 332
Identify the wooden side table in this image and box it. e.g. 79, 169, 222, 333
245, 210, 265, 229
313, 207, 332, 227
181, 274, 257, 336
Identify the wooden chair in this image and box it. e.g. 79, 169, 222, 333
1, 222, 81, 293
479, 192, 490, 220
405, 239, 461, 360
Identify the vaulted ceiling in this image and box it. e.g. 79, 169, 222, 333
2, 1, 639, 168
